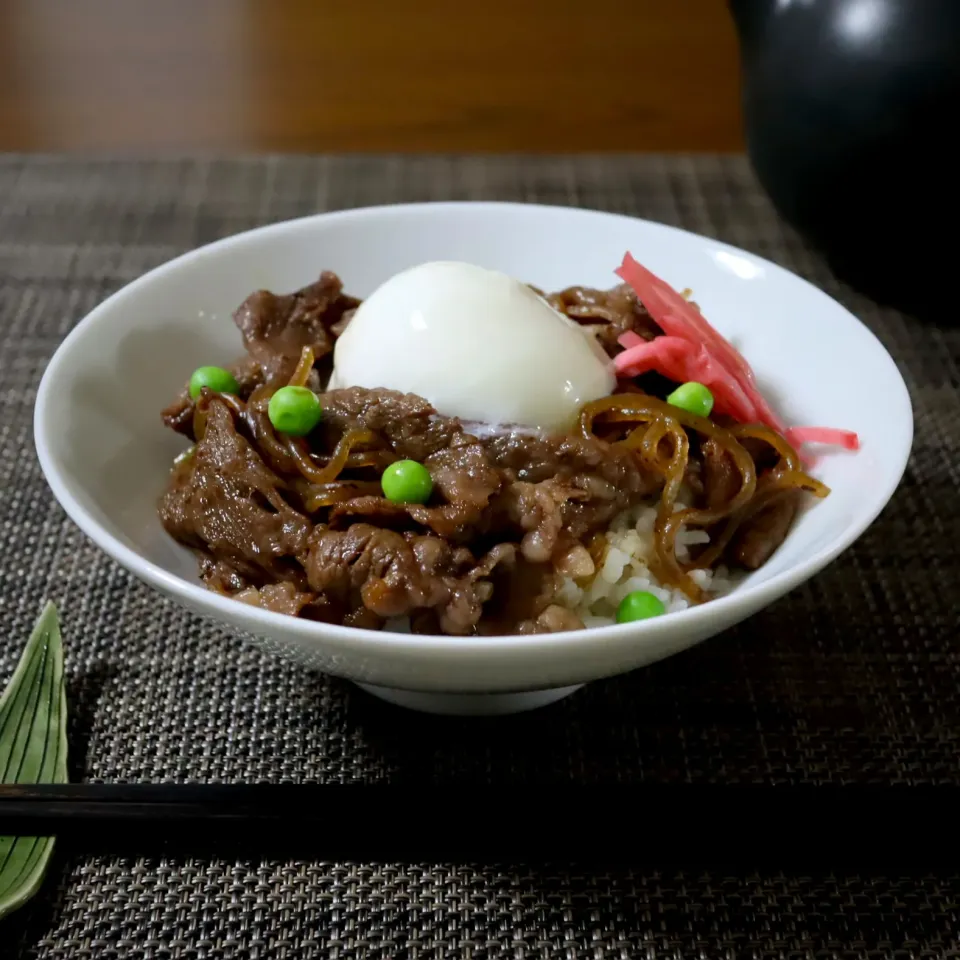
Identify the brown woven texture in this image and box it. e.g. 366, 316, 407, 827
2, 155, 957, 958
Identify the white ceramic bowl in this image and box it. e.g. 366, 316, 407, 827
34, 202, 913, 715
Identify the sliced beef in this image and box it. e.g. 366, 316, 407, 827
304, 514, 578, 635
233, 581, 318, 617
197, 557, 250, 593
232, 271, 360, 383
428, 434, 503, 508
308, 393, 657, 620
328, 496, 485, 541
542, 282, 662, 357
730, 490, 802, 570
476, 556, 578, 635
700, 438, 742, 510
484, 432, 654, 493
329, 470, 621, 565
485, 432, 656, 545
324, 419, 503, 529
683, 457, 704, 501
158, 399, 312, 585
161, 355, 263, 440
161, 271, 357, 439
695, 436, 799, 569
303, 524, 516, 634
496, 478, 578, 563
320, 386, 461, 461
438, 541, 519, 636
322, 405, 654, 562
327, 432, 504, 540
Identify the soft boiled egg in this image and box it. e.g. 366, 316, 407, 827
328, 261, 615, 433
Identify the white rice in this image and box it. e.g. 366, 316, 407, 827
554, 499, 739, 627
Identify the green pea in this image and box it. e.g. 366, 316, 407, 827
666, 381, 714, 418
268, 385, 322, 436
381, 459, 433, 504
615, 590, 667, 624
189, 365, 240, 400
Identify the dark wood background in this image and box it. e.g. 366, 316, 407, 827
0, 0, 743, 152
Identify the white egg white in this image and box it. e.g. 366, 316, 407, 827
328, 261, 615, 433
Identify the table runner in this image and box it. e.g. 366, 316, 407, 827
2, 154, 957, 957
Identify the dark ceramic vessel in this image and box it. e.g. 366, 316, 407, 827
730, 0, 960, 319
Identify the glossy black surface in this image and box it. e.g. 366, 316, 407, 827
731, 0, 960, 318
0, 784, 955, 867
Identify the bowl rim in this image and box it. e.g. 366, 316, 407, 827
33, 200, 915, 657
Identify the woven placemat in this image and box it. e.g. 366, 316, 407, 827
2, 154, 958, 957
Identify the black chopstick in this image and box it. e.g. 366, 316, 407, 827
1, 783, 957, 866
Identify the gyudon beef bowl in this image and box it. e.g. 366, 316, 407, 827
34, 203, 912, 714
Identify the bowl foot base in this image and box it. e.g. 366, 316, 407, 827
354, 683, 584, 716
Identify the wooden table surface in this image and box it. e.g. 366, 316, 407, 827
0, 0, 742, 152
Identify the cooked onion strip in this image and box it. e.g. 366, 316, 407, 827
288, 346, 316, 388
285, 429, 377, 485
244, 386, 301, 474
303, 480, 383, 512
728, 423, 802, 474
581, 393, 816, 601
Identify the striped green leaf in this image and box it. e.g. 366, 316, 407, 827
0, 602, 68, 919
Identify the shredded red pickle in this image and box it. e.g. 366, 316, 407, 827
612, 252, 860, 454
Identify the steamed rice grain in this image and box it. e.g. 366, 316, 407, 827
556, 501, 739, 626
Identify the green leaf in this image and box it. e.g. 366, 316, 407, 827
0, 602, 68, 919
